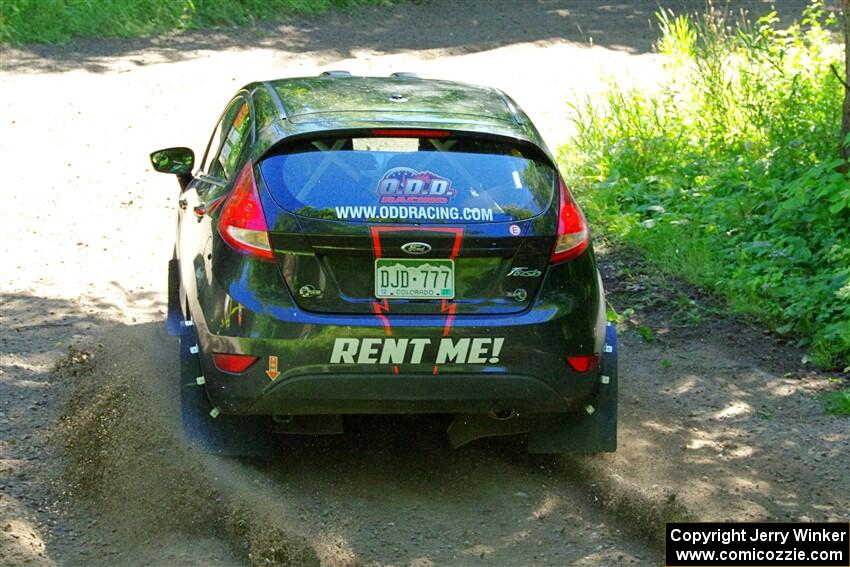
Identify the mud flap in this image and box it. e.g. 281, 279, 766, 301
180, 324, 272, 457
166, 257, 183, 336
527, 322, 618, 454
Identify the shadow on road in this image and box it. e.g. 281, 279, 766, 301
3, 287, 847, 565
1, 0, 824, 74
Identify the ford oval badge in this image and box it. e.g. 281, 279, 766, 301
401, 242, 431, 255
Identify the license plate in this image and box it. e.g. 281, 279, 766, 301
374, 259, 454, 299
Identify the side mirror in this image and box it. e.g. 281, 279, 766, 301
150, 147, 194, 175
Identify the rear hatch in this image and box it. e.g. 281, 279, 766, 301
257, 131, 558, 315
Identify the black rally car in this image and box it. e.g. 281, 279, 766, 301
150, 72, 617, 455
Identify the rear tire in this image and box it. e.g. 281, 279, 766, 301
526, 322, 618, 454
179, 323, 272, 457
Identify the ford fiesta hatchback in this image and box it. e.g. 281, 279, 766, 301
150, 72, 618, 456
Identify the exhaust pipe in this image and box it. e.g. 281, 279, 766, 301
447, 411, 528, 448
489, 409, 518, 421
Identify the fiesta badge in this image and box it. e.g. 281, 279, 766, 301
401, 242, 432, 255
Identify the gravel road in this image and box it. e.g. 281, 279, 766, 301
1, 1, 846, 565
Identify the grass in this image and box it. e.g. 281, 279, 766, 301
822, 389, 850, 415
0, 0, 393, 45
560, 1, 850, 369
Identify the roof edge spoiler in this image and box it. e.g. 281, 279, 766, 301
256, 127, 555, 165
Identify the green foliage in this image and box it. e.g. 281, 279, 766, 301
822, 389, 850, 415
0, 0, 392, 45
561, 1, 850, 368
637, 325, 654, 343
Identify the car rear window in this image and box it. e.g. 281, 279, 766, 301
258, 135, 556, 223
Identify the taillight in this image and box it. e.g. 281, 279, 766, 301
566, 354, 600, 373
217, 161, 274, 260
213, 353, 259, 374
551, 177, 590, 263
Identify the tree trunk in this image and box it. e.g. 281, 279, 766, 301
841, 0, 850, 168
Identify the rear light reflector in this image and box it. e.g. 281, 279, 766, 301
551, 177, 590, 264
217, 161, 274, 260
213, 353, 259, 374
370, 129, 450, 138
566, 354, 600, 373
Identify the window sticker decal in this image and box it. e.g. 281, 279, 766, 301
335, 205, 493, 222
376, 167, 455, 205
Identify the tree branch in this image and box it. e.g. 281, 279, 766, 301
831, 64, 850, 91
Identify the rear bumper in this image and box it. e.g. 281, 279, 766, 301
244, 372, 575, 415
193, 310, 606, 416
186, 253, 609, 417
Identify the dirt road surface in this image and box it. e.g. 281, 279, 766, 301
1, 1, 847, 565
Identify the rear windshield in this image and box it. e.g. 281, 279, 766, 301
258, 135, 556, 224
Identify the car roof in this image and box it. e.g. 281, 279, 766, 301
245, 75, 549, 160
268, 75, 516, 123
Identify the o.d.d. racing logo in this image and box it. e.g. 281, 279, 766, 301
376, 167, 454, 204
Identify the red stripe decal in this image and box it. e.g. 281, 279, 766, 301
441, 303, 458, 337
433, 303, 460, 375
370, 226, 384, 259
371, 301, 392, 337
369, 226, 464, 376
